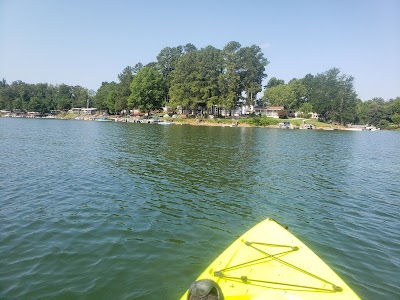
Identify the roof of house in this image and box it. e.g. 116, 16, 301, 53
254, 106, 284, 110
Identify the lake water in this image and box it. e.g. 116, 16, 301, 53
0, 118, 399, 299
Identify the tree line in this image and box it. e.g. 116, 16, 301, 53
1, 41, 399, 127
0, 79, 94, 113
0, 42, 268, 116
263, 69, 400, 127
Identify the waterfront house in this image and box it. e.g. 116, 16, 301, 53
0, 110, 11, 116
287, 110, 319, 119
27, 112, 43, 118
69, 108, 81, 114
81, 108, 97, 115
69, 108, 97, 115
253, 106, 284, 118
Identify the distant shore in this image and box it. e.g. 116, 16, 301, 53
160, 117, 346, 130
172, 119, 343, 130
2, 113, 391, 131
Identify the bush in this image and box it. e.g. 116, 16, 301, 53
278, 110, 288, 119
247, 116, 272, 126
378, 119, 389, 129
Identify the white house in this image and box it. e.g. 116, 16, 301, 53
253, 106, 284, 118
69, 108, 97, 115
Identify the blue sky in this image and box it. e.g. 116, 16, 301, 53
1, 0, 399, 101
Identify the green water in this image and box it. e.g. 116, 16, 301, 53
0, 118, 399, 299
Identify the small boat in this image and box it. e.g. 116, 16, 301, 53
322, 127, 337, 131
346, 124, 380, 131
278, 122, 293, 129
95, 117, 112, 122
299, 123, 314, 129
364, 125, 380, 131
180, 218, 360, 300
158, 121, 172, 125
346, 127, 363, 131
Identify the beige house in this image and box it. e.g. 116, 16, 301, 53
69, 108, 98, 115
81, 108, 97, 115
253, 106, 284, 118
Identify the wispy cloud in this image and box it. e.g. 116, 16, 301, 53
260, 42, 271, 49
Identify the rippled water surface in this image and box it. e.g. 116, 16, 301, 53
1, 118, 399, 299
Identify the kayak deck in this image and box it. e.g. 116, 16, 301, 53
180, 218, 360, 300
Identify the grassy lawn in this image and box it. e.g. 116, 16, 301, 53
287, 118, 333, 127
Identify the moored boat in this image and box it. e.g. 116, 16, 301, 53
95, 117, 112, 122
278, 122, 293, 129
299, 123, 314, 129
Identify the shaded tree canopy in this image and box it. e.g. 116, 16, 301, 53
168, 41, 269, 112
128, 66, 165, 114
265, 77, 285, 89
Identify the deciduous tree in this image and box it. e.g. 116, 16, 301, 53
307, 68, 358, 124
265, 77, 285, 89
128, 66, 165, 115
238, 45, 269, 106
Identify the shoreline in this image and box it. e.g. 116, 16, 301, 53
1, 114, 389, 131
167, 118, 347, 130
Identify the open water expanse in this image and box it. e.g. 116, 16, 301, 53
0, 117, 399, 299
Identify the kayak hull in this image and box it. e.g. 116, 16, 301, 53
180, 218, 359, 300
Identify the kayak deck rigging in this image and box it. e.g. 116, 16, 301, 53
180, 218, 360, 300
213, 240, 343, 294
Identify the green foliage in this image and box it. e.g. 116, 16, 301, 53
156, 46, 184, 103
2, 43, 400, 128
263, 68, 358, 125
128, 66, 165, 113
392, 114, 400, 127
298, 102, 313, 118
167, 41, 268, 113
389, 97, 400, 114
71, 85, 90, 108
289, 79, 307, 109
265, 77, 285, 89
263, 79, 306, 109
365, 100, 385, 125
247, 115, 274, 126
356, 98, 392, 126
93, 81, 118, 113
0, 80, 94, 114
278, 110, 288, 119
0, 42, 269, 117
263, 84, 292, 107
56, 84, 72, 110
378, 119, 389, 129
308, 68, 358, 124
91, 66, 136, 114
238, 45, 269, 105
168, 51, 199, 110
114, 66, 135, 113
355, 97, 400, 126
169, 46, 224, 112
